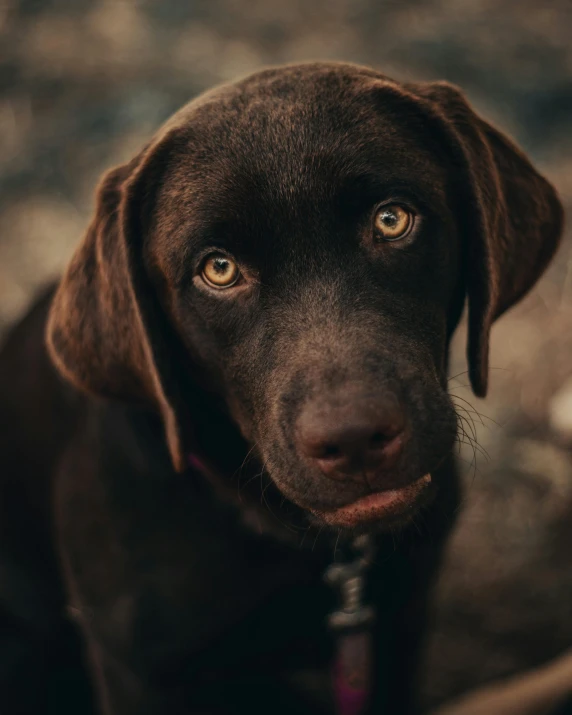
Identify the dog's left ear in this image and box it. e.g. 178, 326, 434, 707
408, 81, 564, 397
46, 131, 192, 472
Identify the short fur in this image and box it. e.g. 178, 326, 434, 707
0, 62, 563, 714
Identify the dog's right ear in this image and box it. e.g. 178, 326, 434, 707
46, 139, 190, 472
405, 81, 564, 397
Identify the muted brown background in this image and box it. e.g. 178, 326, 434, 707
1, 0, 572, 706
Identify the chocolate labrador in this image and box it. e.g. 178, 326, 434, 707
0, 62, 563, 715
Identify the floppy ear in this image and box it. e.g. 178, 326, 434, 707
408, 81, 564, 397
46, 139, 190, 471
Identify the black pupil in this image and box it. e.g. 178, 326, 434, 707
381, 210, 398, 227
213, 258, 229, 274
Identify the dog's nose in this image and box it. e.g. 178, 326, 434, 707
296, 398, 405, 482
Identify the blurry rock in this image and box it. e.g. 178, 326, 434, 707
420, 431, 572, 709
0, 197, 84, 332
549, 377, 572, 442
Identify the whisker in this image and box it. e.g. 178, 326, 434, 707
451, 394, 486, 427
235, 442, 264, 503
457, 411, 478, 444
410, 514, 424, 538
312, 525, 325, 552
455, 452, 482, 480
452, 405, 502, 429
456, 436, 490, 461
236, 441, 260, 476
239, 469, 265, 491
260, 481, 302, 534
448, 369, 469, 383
299, 526, 311, 548
334, 529, 342, 560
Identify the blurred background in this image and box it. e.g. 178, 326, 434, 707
1, 0, 572, 708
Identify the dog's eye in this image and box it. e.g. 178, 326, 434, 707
201, 254, 240, 288
374, 204, 413, 241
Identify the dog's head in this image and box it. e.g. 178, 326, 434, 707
47, 63, 563, 531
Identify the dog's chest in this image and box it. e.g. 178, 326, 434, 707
58, 458, 335, 682
130, 523, 335, 676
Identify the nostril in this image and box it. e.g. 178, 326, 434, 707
300, 439, 343, 460
322, 444, 341, 459
369, 431, 385, 449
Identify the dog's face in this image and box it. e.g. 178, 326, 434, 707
47, 64, 563, 531
153, 73, 461, 526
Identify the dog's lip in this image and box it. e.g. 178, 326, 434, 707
311, 473, 432, 527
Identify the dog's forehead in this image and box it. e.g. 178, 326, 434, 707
159, 67, 450, 209
147, 66, 454, 278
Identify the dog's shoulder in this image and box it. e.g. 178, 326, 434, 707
0, 284, 79, 476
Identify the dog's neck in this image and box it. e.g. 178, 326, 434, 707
189, 449, 378, 715
187, 450, 332, 550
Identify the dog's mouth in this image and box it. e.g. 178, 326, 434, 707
310, 473, 432, 528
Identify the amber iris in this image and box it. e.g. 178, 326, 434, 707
201, 254, 240, 287
374, 204, 413, 240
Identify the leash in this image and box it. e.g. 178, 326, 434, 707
188, 452, 377, 714
325, 534, 376, 715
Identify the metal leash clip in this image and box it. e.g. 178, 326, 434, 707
325, 534, 376, 629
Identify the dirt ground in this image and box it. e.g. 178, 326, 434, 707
1, 0, 572, 707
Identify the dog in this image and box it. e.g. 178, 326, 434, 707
0, 62, 563, 714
